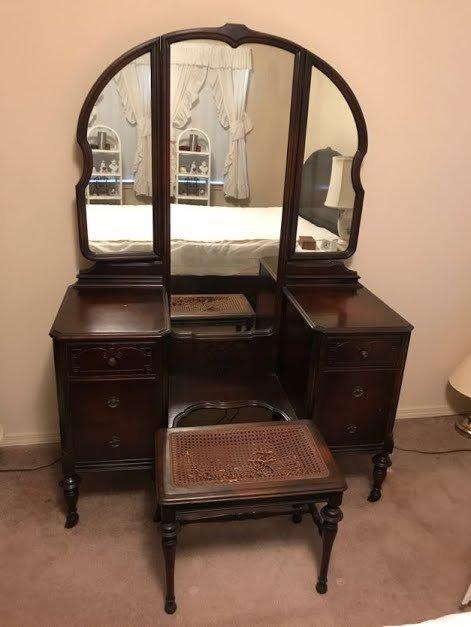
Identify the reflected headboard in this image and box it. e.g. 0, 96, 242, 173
299, 147, 340, 234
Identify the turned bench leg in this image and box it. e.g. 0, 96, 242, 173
292, 504, 304, 524
316, 495, 343, 594
160, 517, 178, 614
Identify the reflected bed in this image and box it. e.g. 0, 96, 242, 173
86, 204, 338, 274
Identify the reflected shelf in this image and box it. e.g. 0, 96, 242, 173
90, 173, 122, 178
177, 174, 210, 179
88, 195, 122, 200
177, 195, 208, 201
179, 150, 209, 156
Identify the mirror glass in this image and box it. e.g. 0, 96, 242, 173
295, 66, 358, 254
85, 53, 154, 256
169, 41, 294, 335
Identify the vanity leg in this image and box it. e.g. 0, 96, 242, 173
316, 495, 343, 594
368, 453, 392, 502
160, 516, 178, 614
60, 473, 81, 528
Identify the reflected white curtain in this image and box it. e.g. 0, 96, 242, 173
170, 44, 252, 200
170, 50, 208, 195
114, 60, 152, 197
209, 48, 252, 199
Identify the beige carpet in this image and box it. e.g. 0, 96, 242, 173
1, 416, 470, 627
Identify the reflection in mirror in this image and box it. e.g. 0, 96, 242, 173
169, 41, 294, 335
296, 67, 358, 254
85, 53, 154, 256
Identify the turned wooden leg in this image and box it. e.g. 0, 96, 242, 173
292, 505, 303, 524
59, 473, 80, 529
368, 453, 392, 502
309, 503, 323, 536
160, 519, 178, 614
316, 495, 343, 594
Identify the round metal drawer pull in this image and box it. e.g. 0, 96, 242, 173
107, 396, 120, 409
346, 424, 358, 434
108, 435, 121, 448
352, 386, 365, 398
107, 356, 118, 367
360, 349, 369, 359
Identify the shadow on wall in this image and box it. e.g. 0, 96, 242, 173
37, 350, 61, 438
38, 145, 90, 439
73, 142, 93, 272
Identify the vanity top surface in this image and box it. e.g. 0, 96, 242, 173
285, 284, 413, 332
50, 286, 170, 340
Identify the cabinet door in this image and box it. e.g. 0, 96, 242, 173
313, 370, 396, 448
70, 379, 157, 462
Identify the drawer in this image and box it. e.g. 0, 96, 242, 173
325, 335, 402, 368
69, 343, 156, 375
70, 379, 157, 461
313, 370, 396, 447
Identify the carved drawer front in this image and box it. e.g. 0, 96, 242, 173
325, 336, 402, 368
313, 370, 396, 448
69, 343, 156, 375
70, 379, 157, 461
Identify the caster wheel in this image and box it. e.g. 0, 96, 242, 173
292, 513, 303, 524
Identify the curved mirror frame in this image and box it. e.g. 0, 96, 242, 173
287, 52, 367, 260
76, 42, 162, 262
161, 25, 303, 337
160, 25, 305, 289
75, 24, 367, 265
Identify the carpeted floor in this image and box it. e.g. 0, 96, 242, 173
1, 416, 470, 627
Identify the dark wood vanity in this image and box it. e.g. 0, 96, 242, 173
50, 23, 412, 528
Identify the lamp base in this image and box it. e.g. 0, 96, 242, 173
455, 414, 471, 438
337, 208, 353, 242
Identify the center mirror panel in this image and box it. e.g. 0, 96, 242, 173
85, 52, 154, 257
169, 41, 294, 335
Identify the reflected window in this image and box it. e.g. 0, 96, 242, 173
85, 53, 154, 256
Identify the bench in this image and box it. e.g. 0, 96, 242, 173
155, 420, 346, 614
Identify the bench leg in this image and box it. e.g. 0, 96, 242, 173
160, 518, 178, 614
292, 504, 303, 524
316, 495, 343, 594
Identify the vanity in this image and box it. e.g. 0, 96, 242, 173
50, 23, 412, 528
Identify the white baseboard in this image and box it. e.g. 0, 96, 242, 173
395, 404, 456, 420
1, 431, 60, 448
0, 405, 459, 447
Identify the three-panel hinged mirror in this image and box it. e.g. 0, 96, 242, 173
76, 24, 367, 333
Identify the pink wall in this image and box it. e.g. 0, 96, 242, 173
1, 0, 471, 442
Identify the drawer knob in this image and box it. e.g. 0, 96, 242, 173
107, 356, 118, 367
360, 349, 369, 359
346, 424, 358, 434
108, 435, 121, 448
352, 386, 365, 398
106, 396, 120, 409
